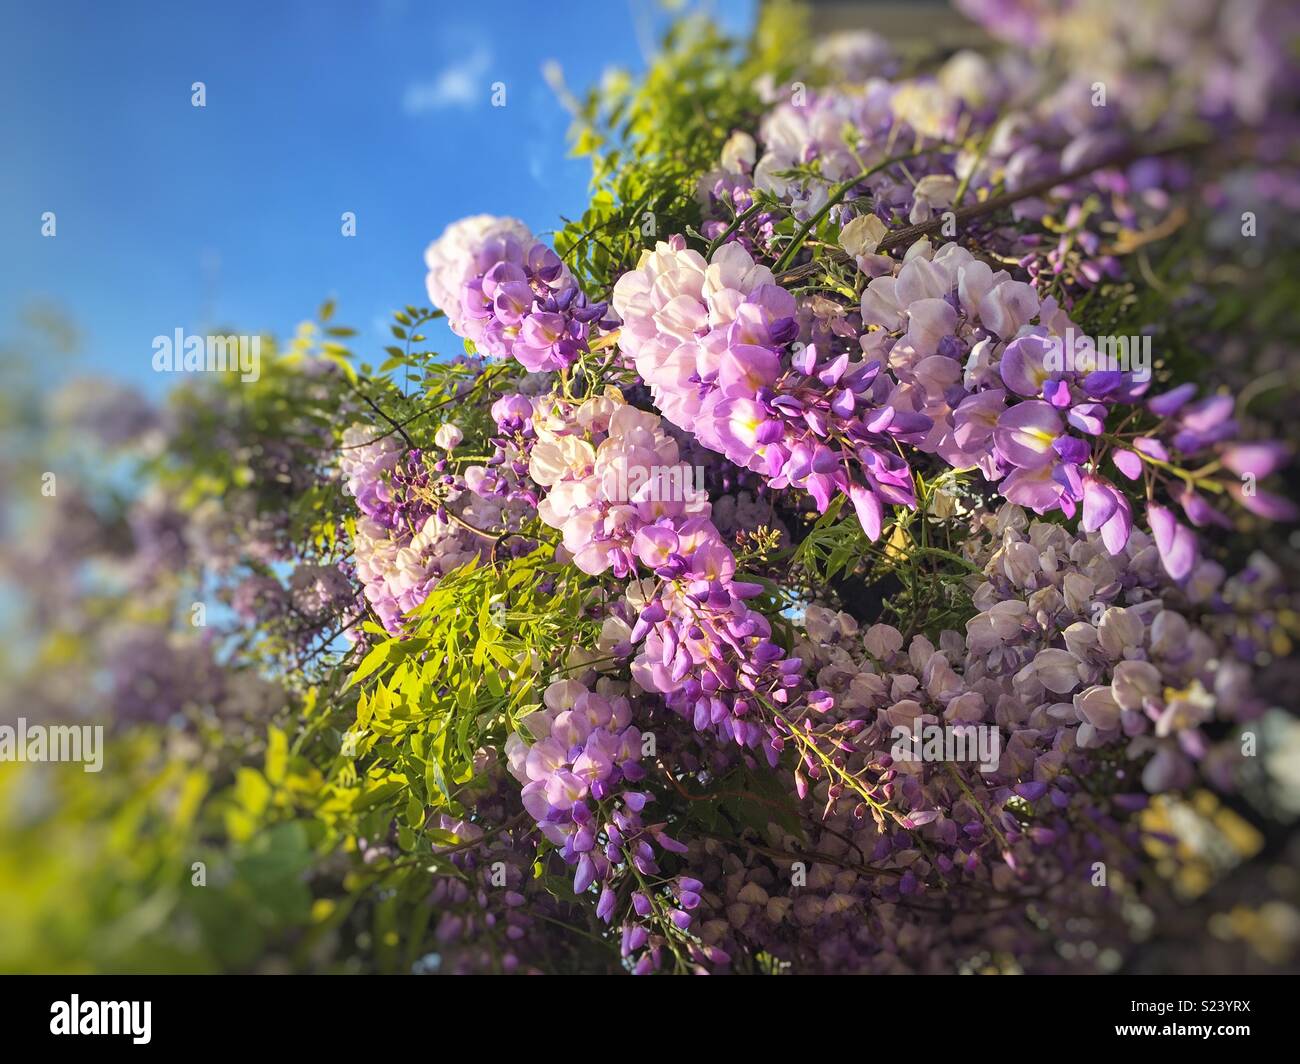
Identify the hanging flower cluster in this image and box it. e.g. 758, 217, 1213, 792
527, 389, 827, 759
424, 215, 609, 373
338, 420, 534, 634
505, 678, 725, 973
612, 238, 925, 537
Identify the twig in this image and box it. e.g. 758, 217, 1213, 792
350, 381, 416, 449
877, 137, 1210, 254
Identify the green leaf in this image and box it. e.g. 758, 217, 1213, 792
235, 768, 272, 817
352, 776, 406, 812
349, 641, 392, 689
264, 726, 288, 785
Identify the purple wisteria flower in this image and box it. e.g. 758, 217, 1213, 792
613, 236, 926, 539
424, 215, 608, 372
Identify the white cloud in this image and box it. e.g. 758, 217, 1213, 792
527, 144, 546, 186
403, 46, 492, 114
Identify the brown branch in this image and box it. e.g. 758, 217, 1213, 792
350, 381, 416, 450
876, 137, 1211, 254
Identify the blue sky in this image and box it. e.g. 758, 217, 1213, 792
0, 0, 754, 395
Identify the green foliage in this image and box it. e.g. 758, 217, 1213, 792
791, 472, 981, 641
556, 2, 808, 294
0, 736, 313, 973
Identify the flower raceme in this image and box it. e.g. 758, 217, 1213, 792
424, 215, 608, 373
527, 389, 831, 761
528, 390, 711, 578
505, 678, 724, 973
855, 238, 1292, 580
612, 236, 926, 539
339, 419, 531, 635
